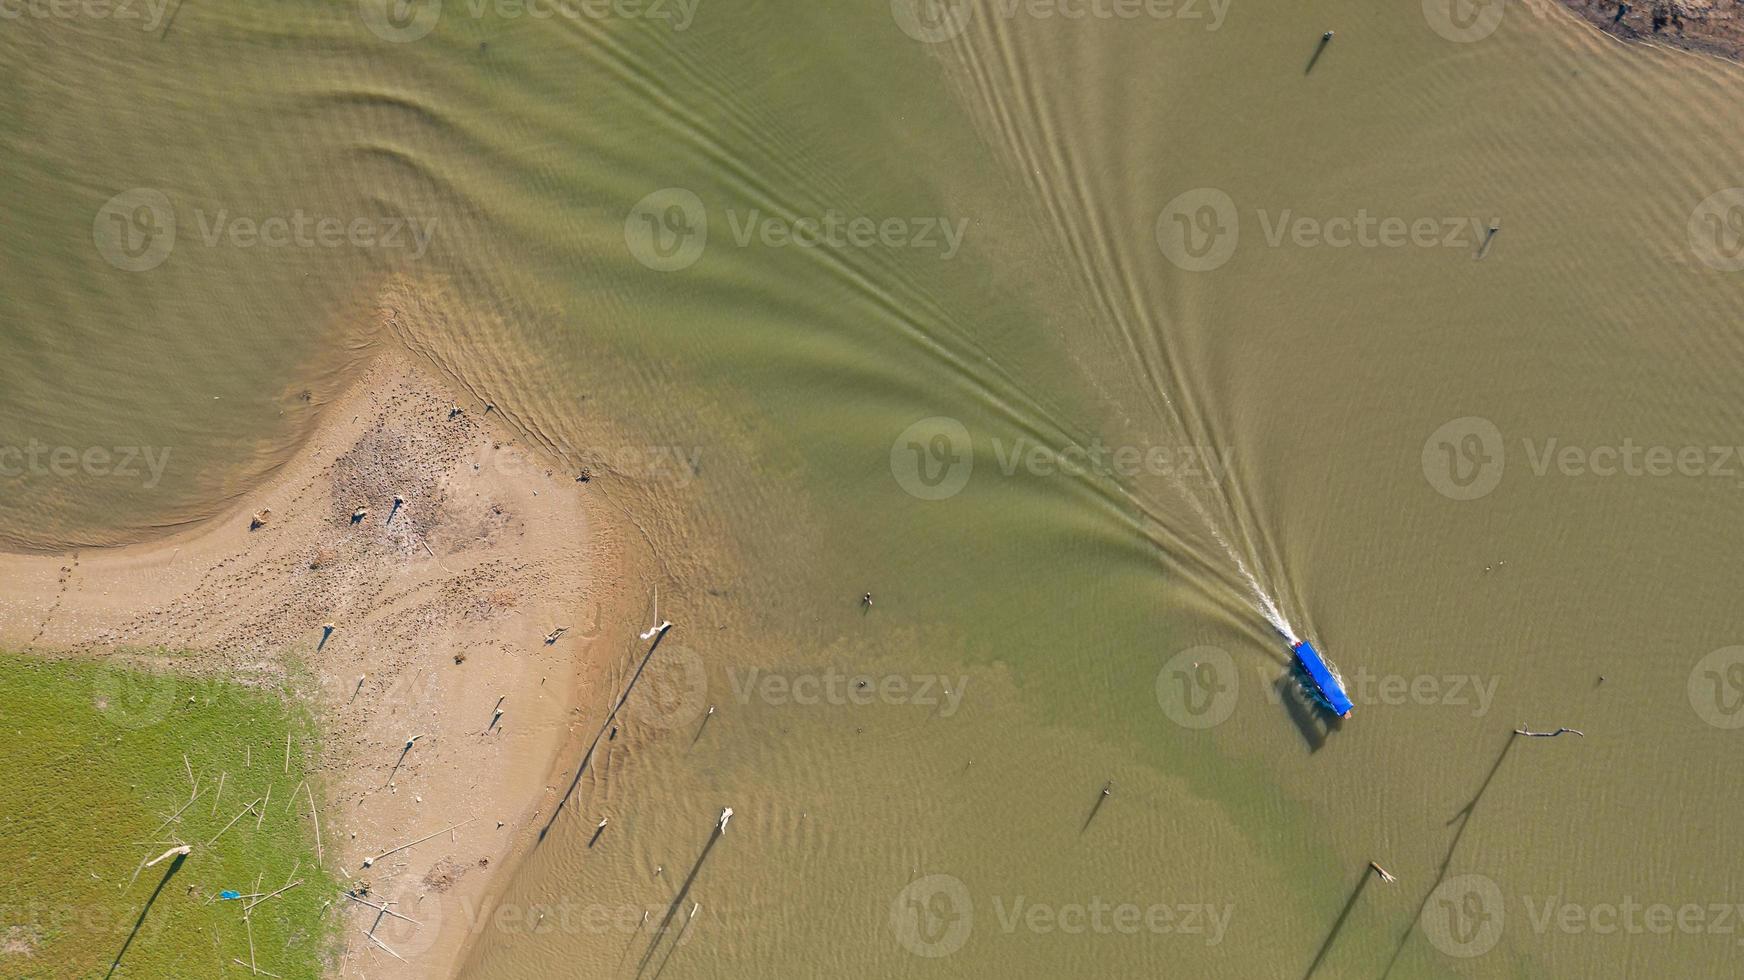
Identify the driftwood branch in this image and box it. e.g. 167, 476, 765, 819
144, 845, 191, 868
362, 818, 472, 867
361, 928, 406, 961
208, 799, 261, 846
243, 880, 303, 913
153, 787, 203, 834
304, 782, 323, 865
340, 891, 421, 924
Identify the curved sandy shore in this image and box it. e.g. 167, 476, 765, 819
0, 350, 644, 978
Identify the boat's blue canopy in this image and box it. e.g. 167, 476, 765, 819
1292, 641, 1354, 717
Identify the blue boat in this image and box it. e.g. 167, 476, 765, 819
1292, 640, 1353, 718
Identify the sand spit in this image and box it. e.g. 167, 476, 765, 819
0, 352, 640, 978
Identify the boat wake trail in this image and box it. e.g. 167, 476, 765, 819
1250, 574, 1298, 647
1172, 469, 1297, 645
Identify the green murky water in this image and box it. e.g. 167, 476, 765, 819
6, 0, 1744, 976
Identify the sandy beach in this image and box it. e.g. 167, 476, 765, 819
0, 349, 644, 977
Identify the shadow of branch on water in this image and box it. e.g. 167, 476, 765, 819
538, 629, 671, 845
636, 823, 723, 978
1301, 865, 1372, 980
1304, 32, 1332, 75
1080, 781, 1113, 836
1378, 730, 1519, 979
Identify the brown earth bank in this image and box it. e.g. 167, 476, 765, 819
0, 349, 650, 978
1558, 0, 1744, 62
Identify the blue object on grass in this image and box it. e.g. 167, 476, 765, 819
220, 890, 242, 900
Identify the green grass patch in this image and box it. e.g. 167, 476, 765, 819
0, 653, 335, 978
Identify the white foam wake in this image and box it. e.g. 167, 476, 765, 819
1176, 479, 1297, 645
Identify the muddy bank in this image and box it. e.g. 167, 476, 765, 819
1559, 0, 1744, 62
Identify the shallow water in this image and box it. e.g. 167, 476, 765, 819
7, 0, 1744, 975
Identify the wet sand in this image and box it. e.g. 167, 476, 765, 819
0, 349, 643, 978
